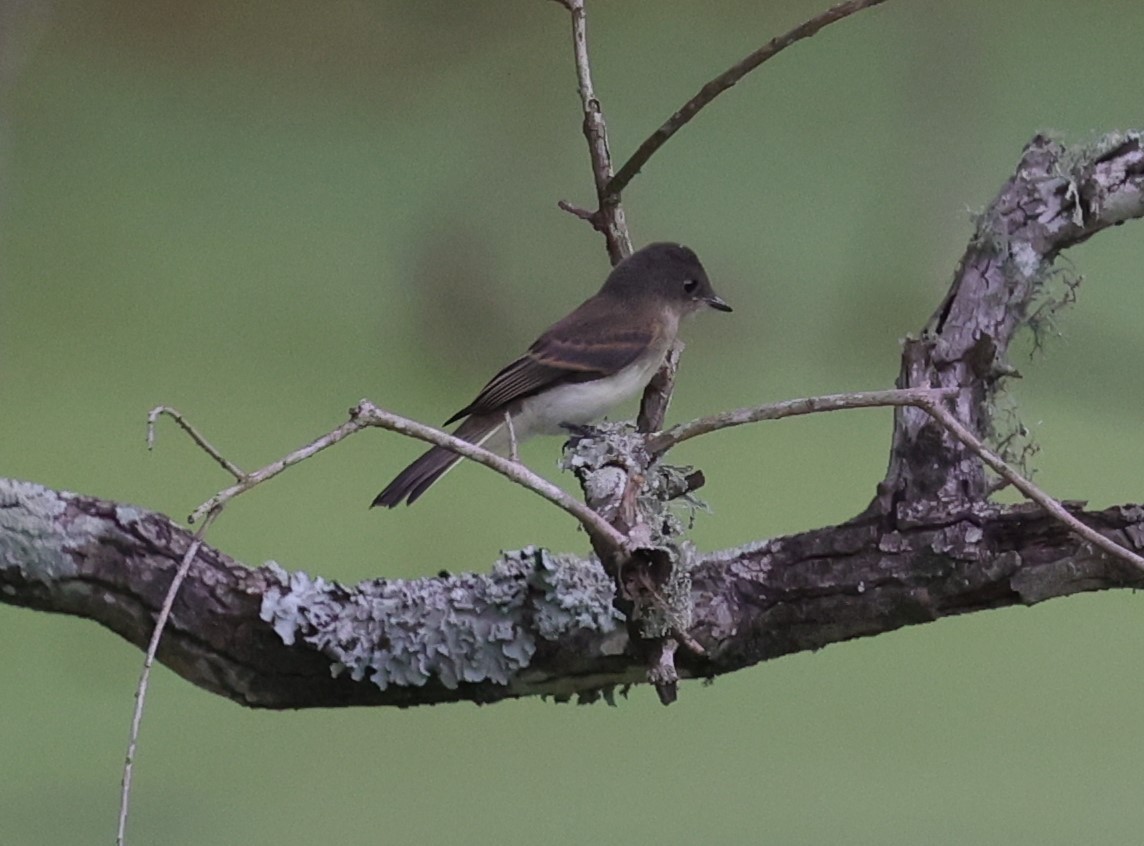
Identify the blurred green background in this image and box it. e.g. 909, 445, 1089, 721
3, 0, 1144, 843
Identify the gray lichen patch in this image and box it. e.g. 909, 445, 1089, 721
259, 547, 622, 692
0, 479, 98, 583
520, 546, 623, 640
560, 422, 704, 641
560, 421, 707, 539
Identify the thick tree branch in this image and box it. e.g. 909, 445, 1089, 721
3, 479, 1143, 708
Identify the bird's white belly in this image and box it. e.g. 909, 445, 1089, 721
507, 352, 665, 441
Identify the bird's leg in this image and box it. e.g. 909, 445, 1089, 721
503, 410, 519, 462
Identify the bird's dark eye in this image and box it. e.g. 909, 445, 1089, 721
683, 279, 699, 294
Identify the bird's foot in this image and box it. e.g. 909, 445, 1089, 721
559, 421, 605, 443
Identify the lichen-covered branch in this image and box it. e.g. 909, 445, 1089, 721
873, 133, 1144, 512
3, 478, 1143, 708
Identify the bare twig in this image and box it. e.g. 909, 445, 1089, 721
117, 507, 220, 846
147, 405, 245, 481
185, 400, 629, 555
636, 341, 683, 433
556, 199, 596, 222
186, 413, 364, 524
647, 387, 958, 453
551, 0, 632, 264
606, 0, 891, 201
918, 399, 1144, 573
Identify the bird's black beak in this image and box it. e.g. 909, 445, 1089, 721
705, 295, 733, 312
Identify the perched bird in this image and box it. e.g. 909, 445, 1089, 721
371, 241, 731, 508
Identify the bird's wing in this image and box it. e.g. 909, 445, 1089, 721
443, 302, 659, 424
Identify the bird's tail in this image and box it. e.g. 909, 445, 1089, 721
370, 416, 500, 508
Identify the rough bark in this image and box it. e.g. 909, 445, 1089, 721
4, 479, 1143, 708
3, 131, 1144, 708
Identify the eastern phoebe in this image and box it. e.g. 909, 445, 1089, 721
372, 241, 731, 508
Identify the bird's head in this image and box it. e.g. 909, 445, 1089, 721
602, 242, 732, 315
